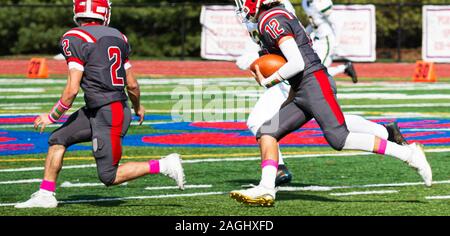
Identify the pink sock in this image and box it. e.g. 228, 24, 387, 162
261, 159, 278, 169
40, 180, 56, 192
374, 138, 387, 155
149, 160, 160, 174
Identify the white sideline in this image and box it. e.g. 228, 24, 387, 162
145, 185, 212, 190
329, 190, 398, 196
0, 191, 225, 207
1, 148, 450, 173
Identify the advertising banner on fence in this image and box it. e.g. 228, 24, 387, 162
200, 5, 251, 61
423, 5, 450, 63
331, 5, 376, 62
200, 4, 376, 62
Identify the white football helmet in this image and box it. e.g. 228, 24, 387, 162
307, 0, 334, 16
73, 0, 112, 26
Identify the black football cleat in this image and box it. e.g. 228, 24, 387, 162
385, 122, 408, 145
344, 61, 358, 84
275, 164, 293, 187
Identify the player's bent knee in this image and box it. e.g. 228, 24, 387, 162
48, 133, 68, 147
323, 130, 348, 151
97, 169, 117, 187
256, 129, 280, 142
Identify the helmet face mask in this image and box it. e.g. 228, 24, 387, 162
244, 21, 260, 44
73, 0, 112, 26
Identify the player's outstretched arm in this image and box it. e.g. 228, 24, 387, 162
34, 69, 82, 133
126, 68, 145, 125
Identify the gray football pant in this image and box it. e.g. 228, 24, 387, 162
256, 69, 349, 151
48, 101, 131, 186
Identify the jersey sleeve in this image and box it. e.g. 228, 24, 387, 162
121, 33, 132, 70
59, 34, 87, 71
259, 14, 295, 46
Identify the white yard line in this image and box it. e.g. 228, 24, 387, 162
329, 190, 399, 196
0, 191, 225, 207
0, 164, 96, 173
362, 112, 450, 118
244, 180, 450, 192
425, 195, 450, 200
279, 180, 450, 191
0, 88, 45, 93
145, 184, 212, 190
0, 179, 41, 185
0, 94, 63, 99
2, 148, 450, 173
339, 84, 450, 92
0, 107, 42, 110
337, 93, 450, 100
341, 103, 450, 109
0, 79, 67, 85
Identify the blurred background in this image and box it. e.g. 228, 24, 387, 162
0, 0, 449, 62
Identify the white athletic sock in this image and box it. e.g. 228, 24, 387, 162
344, 115, 389, 139
259, 159, 278, 189
384, 142, 412, 162
343, 132, 374, 151
343, 132, 412, 161
278, 149, 285, 165
157, 159, 168, 174
327, 65, 347, 77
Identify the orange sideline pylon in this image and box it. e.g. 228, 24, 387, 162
413, 60, 436, 82
27, 58, 49, 79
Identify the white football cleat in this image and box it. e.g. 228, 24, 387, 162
407, 143, 432, 187
160, 153, 186, 190
15, 190, 58, 209
230, 185, 276, 207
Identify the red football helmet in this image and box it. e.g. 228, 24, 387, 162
234, 0, 281, 23
73, 0, 112, 26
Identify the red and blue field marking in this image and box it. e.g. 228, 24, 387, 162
1, 116, 449, 156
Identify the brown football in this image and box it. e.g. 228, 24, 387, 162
250, 54, 287, 77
